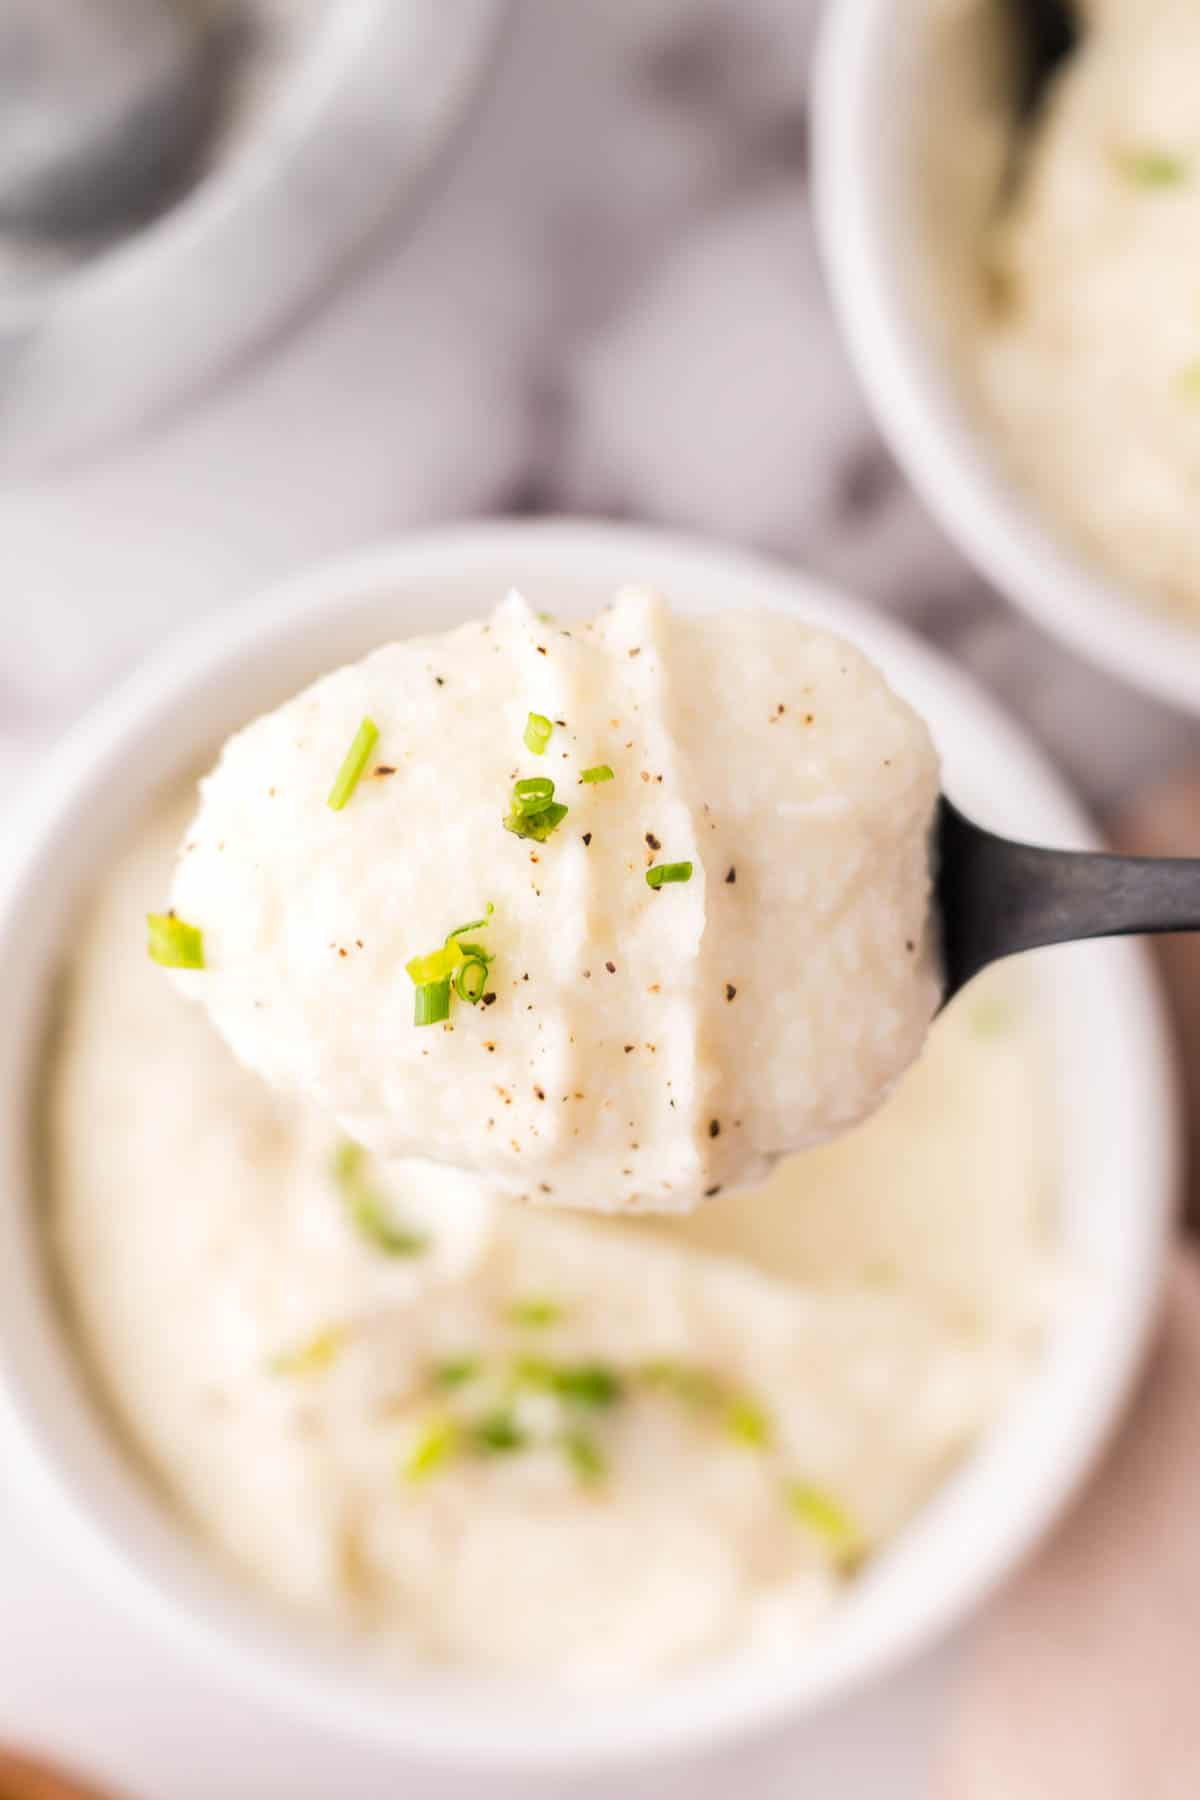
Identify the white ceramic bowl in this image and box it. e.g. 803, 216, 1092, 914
811, 0, 1200, 715
0, 520, 1178, 1769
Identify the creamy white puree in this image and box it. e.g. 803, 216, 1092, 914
961, 0, 1200, 621
48, 790, 1053, 1687
166, 588, 940, 1214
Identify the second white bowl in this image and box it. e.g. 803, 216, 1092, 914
812, 0, 1200, 714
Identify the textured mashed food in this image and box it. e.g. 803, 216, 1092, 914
164, 588, 940, 1215
967, 0, 1200, 620
49, 792, 1053, 1687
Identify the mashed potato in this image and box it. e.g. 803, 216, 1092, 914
49, 792, 1052, 1686
969, 0, 1200, 620
163, 588, 940, 1215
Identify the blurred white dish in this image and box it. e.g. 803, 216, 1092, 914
812, 0, 1200, 714
0, 0, 505, 473
0, 521, 1177, 1767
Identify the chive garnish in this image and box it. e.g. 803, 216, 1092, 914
509, 1297, 564, 1328
433, 1355, 482, 1389
147, 911, 205, 969
580, 764, 614, 784
724, 1397, 771, 1448
414, 977, 452, 1027
472, 1410, 527, 1454
454, 958, 489, 1005
646, 861, 693, 889
524, 712, 553, 755
326, 716, 379, 811
403, 1416, 459, 1482
562, 1431, 607, 1484
269, 1325, 344, 1377
504, 777, 568, 841
785, 1481, 864, 1572
332, 1137, 427, 1255
1121, 147, 1188, 189
511, 776, 555, 815
552, 1364, 622, 1409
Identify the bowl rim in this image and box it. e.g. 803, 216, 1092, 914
0, 517, 1179, 1768
810, 0, 1200, 716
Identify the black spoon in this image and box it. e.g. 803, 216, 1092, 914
938, 797, 1200, 1001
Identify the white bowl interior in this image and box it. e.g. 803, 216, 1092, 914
812, 0, 1200, 714
0, 521, 1177, 1767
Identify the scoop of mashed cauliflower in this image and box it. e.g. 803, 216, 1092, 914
162, 589, 940, 1213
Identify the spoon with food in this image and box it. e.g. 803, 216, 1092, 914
151, 586, 1198, 1215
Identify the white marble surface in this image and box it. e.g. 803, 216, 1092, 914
0, 2, 1187, 1795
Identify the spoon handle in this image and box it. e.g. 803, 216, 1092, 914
939, 797, 1200, 997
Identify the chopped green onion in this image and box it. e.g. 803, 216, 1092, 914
645, 861, 693, 890
1121, 147, 1188, 189
504, 797, 569, 842
552, 1363, 622, 1409
785, 1481, 865, 1573
333, 1136, 427, 1255
326, 717, 379, 811
147, 911, 205, 969
562, 1431, 607, 1484
580, 764, 614, 784
512, 776, 555, 815
524, 712, 553, 755
413, 977, 452, 1027
406, 943, 463, 984
637, 1358, 723, 1409
724, 1397, 771, 1449
509, 1297, 564, 1328
446, 904, 494, 942
472, 1410, 527, 1454
433, 1355, 482, 1389
269, 1325, 344, 1377
511, 1356, 622, 1408
454, 957, 489, 1004
403, 1415, 459, 1482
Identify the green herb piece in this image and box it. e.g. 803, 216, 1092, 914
1177, 359, 1200, 401
269, 1325, 344, 1377
433, 1355, 482, 1389
553, 1363, 622, 1409
646, 861, 693, 890
637, 1358, 724, 1409
454, 957, 489, 1005
1120, 147, 1188, 189
445, 904, 494, 942
403, 1415, 459, 1482
724, 1397, 771, 1449
509, 1297, 565, 1329
511, 776, 556, 815
511, 1356, 621, 1408
472, 1410, 527, 1454
562, 1431, 607, 1484
580, 764, 614, 784
406, 942, 463, 984
785, 1481, 865, 1572
413, 977, 452, 1028
524, 712, 553, 755
332, 1137, 427, 1256
326, 716, 379, 811
505, 801, 569, 842
147, 911, 205, 969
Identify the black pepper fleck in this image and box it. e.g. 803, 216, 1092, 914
534, 1086, 545, 1100
709, 1118, 720, 1138
605, 960, 616, 974
725, 867, 736, 884
582, 832, 593, 847
645, 832, 661, 851
704, 1186, 721, 1198
624, 1045, 635, 1054
482, 991, 497, 1006
725, 983, 737, 1002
